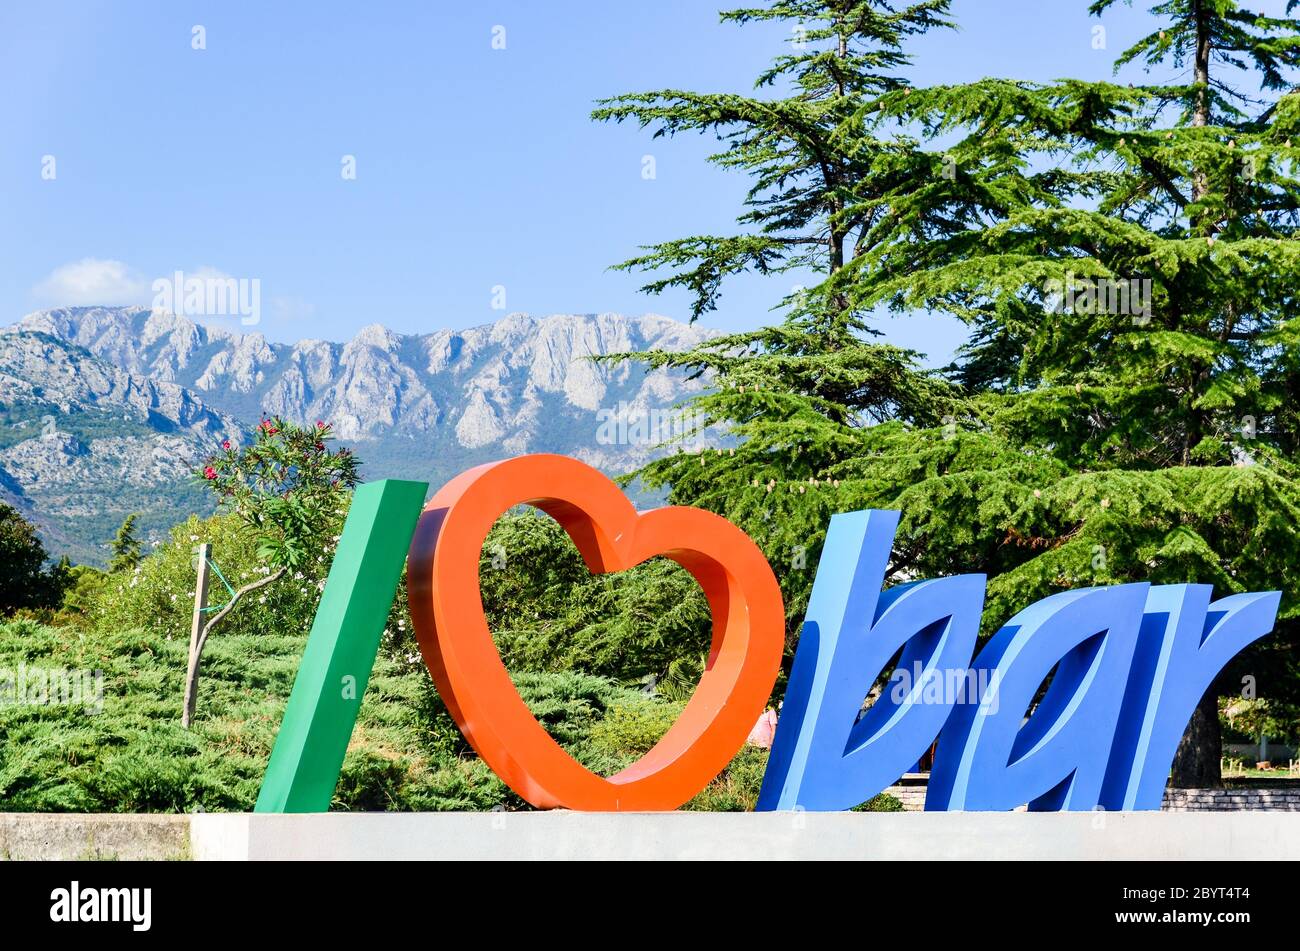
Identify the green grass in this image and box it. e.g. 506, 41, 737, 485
0, 617, 447, 811
1223, 768, 1300, 782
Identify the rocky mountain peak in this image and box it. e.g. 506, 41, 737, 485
4, 305, 717, 563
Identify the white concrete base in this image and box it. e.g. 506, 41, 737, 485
189, 811, 1300, 860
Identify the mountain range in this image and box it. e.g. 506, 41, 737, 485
0, 306, 713, 564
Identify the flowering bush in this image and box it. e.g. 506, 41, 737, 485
197, 416, 359, 570
91, 513, 338, 643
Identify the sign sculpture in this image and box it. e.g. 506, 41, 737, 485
256, 454, 1280, 814
405, 455, 783, 810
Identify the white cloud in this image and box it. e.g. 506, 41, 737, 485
32, 258, 149, 306
269, 295, 315, 321
189, 264, 236, 283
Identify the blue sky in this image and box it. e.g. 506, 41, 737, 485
1, 0, 1292, 365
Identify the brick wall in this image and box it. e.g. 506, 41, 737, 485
1161, 787, 1300, 811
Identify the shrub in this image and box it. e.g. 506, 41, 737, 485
685, 746, 772, 812
197, 416, 357, 571
854, 793, 905, 813
58, 565, 109, 619
91, 513, 332, 645
476, 512, 713, 683
0, 503, 67, 616
590, 694, 686, 757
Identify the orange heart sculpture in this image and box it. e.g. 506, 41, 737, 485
407, 454, 785, 811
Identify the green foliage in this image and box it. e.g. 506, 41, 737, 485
1090, 0, 1300, 105
181, 417, 360, 726
596, 0, 1300, 763
476, 511, 713, 682
853, 792, 905, 813
378, 507, 714, 690
0, 613, 436, 811
594, 1, 964, 655
683, 746, 773, 811
677, 743, 903, 812
1221, 696, 1300, 745
0, 503, 67, 616
428, 511, 712, 685
108, 514, 143, 574
590, 693, 687, 757
197, 417, 360, 570
92, 513, 333, 644
839, 0, 1300, 729
58, 565, 109, 618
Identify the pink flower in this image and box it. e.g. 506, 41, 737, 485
316, 420, 326, 429
222, 440, 231, 450
203, 466, 217, 480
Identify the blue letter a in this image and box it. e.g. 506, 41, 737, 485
757, 510, 986, 811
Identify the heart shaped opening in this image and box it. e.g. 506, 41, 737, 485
475, 506, 714, 777
404, 454, 786, 811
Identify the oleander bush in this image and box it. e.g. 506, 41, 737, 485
91, 512, 335, 645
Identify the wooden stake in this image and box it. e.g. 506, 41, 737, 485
183, 543, 211, 729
